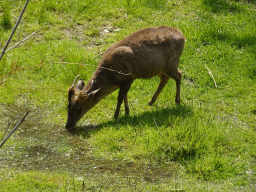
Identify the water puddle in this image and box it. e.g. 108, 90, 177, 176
0, 104, 180, 186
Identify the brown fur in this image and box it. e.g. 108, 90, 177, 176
66, 26, 185, 130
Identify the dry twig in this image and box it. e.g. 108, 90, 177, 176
54, 62, 131, 76
0, 110, 30, 148
0, 61, 131, 81
247, 8, 256, 12
0, 0, 30, 61
5, 31, 38, 53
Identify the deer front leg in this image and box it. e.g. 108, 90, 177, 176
114, 82, 132, 119
124, 94, 129, 115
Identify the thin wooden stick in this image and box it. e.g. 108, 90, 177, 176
54, 62, 131, 76
247, 8, 256, 12
5, 30, 38, 53
100, 66, 131, 76
0, 61, 131, 81
0, 0, 30, 61
0, 110, 30, 148
0, 0, 22, 3
204, 64, 217, 88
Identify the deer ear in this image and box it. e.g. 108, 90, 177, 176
88, 88, 100, 100
76, 79, 85, 90
68, 87, 75, 102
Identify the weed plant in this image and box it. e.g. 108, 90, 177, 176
0, 4, 12, 30
0, 0, 256, 191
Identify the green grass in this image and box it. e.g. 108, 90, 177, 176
0, 0, 256, 191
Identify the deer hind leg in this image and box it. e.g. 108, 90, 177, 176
114, 81, 132, 119
148, 73, 169, 106
173, 70, 181, 104
166, 58, 182, 104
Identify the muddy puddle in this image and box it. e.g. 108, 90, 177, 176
0, 104, 180, 186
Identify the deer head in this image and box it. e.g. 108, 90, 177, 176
65, 75, 100, 130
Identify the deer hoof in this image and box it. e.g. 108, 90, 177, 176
175, 99, 181, 104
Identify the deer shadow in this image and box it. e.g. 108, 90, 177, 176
71, 104, 193, 138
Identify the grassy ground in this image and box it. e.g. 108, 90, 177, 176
0, 0, 256, 191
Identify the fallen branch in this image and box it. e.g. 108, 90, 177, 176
0, 0, 30, 61
204, 64, 217, 88
0, 110, 30, 148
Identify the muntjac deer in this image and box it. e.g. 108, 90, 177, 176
66, 26, 185, 130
